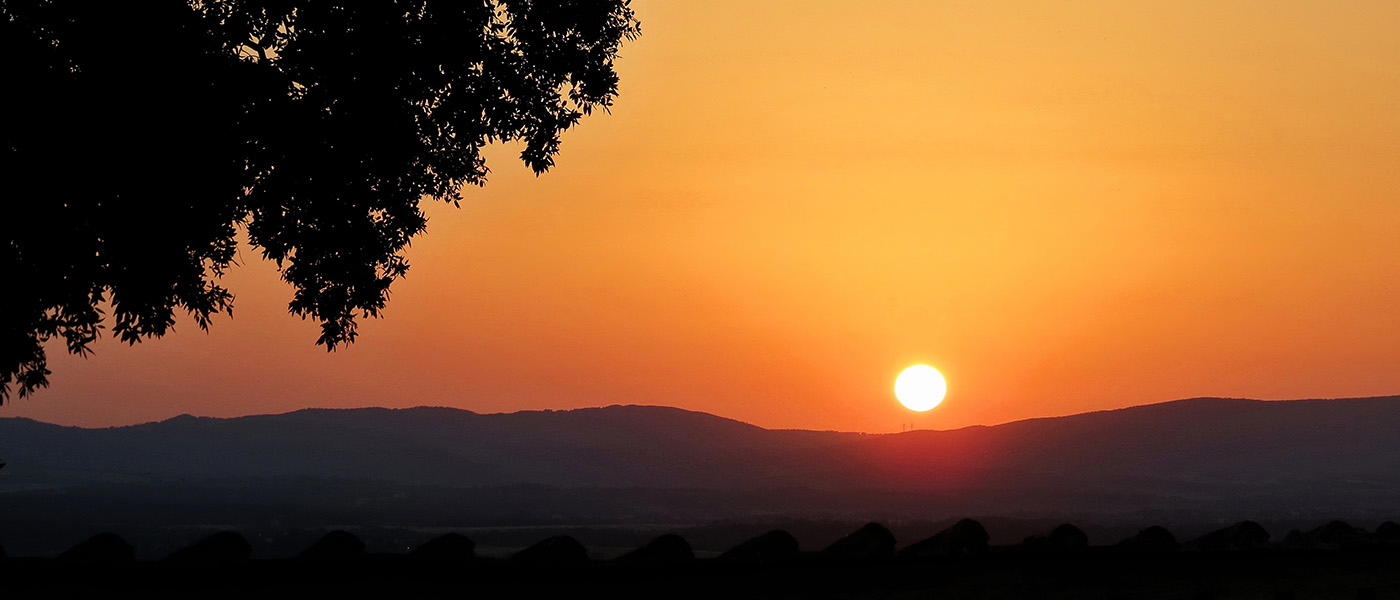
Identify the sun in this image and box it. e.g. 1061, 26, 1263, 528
895, 365, 947, 412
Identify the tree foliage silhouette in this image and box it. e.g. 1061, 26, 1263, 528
1, 1, 640, 400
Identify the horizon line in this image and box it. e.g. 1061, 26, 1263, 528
6, 393, 1400, 434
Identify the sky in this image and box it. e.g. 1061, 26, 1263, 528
6, 1, 1400, 432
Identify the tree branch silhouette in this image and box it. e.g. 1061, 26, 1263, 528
1, 0, 640, 401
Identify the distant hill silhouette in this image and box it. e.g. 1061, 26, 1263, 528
0, 405, 869, 490
3, 397, 1400, 523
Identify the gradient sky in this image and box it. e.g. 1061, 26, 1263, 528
6, 1, 1400, 432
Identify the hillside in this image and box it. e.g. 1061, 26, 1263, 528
2, 396, 1399, 521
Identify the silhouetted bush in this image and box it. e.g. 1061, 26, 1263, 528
718, 530, 799, 563
821, 522, 896, 560
1283, 521, 1368, 549
1186, 521, 1270, 551
56, 532, 134, 564
163, 531, 251, 564
615, 533, 694, 565
1117, 526, 1178, 552
1374, 521, 1400, 542
900, 518, 990, 558
1021, 523, 1088, 552
409, 533, 476, 562
299, 530, 365, 561
509, 535, 588, 567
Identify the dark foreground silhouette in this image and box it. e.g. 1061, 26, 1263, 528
5, 520, 1400, 599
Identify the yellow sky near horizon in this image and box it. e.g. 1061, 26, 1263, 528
7, 0, 1400, 432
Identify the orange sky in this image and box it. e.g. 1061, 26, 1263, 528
6, 0, 1400, 432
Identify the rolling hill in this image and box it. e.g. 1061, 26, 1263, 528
2, 396, 1398, 524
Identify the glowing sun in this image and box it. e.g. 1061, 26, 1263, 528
895, 365, 947, 412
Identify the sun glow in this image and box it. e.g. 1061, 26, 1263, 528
895, 365, 947, 412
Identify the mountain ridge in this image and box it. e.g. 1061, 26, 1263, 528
2, 395, 1399, 522
13, 393, 1400, 435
